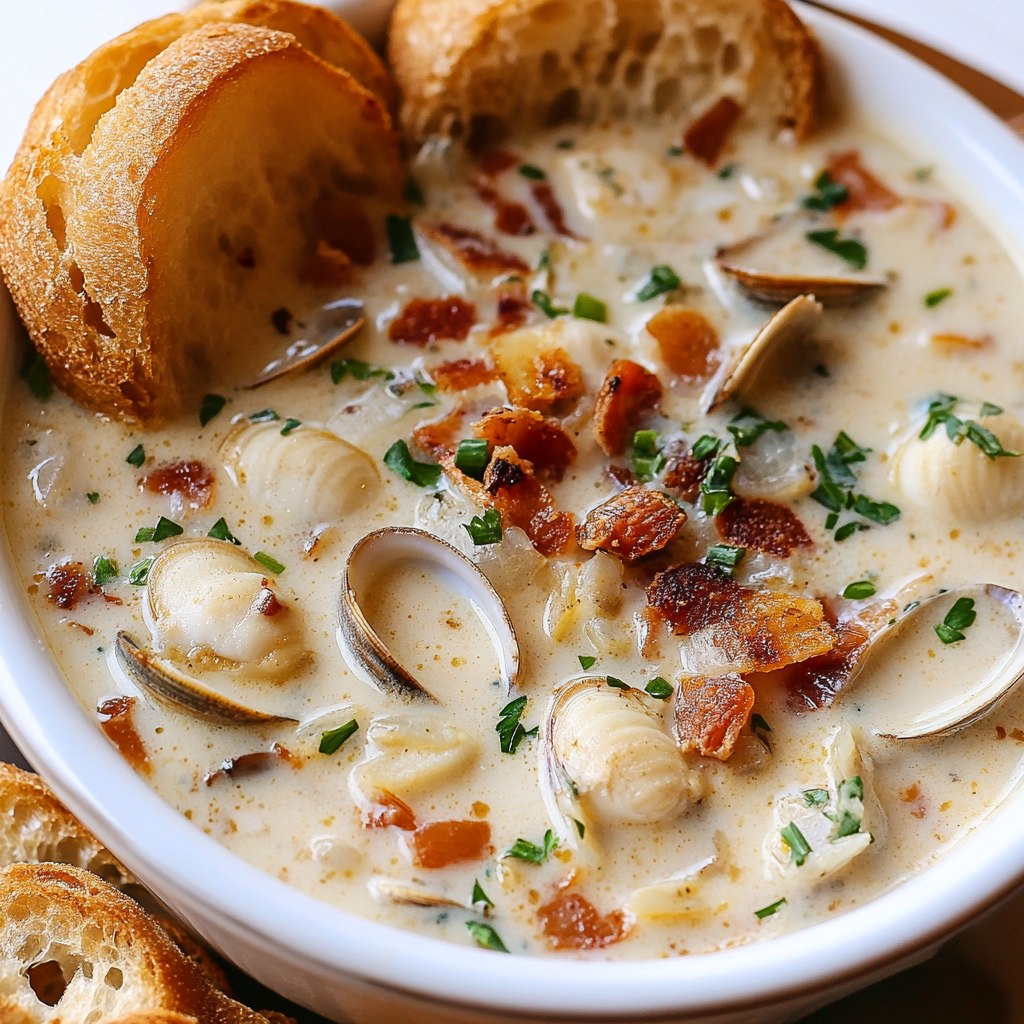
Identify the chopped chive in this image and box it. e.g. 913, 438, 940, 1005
249, 408, 279, 422
471, 880, 494, 907
691, 434, 720, 461
578, 655, 596, 670
404, 176, 425, 205
383, 439, 442, 488
465, 920, 509, 952
92, 556, 118, 587
824, 512, 838, 530
208, 517, 241, 545
834, 522, 859, 542
519, 164, 546, 180
531, 289, 569, 319
636, 265, 681, 302
280, 418, 301, 436
843, 580, 876, 600
87, 492, 100, 505
631, 429, 665, 482
805, 229, 868, 270
934, 596, 976, 644
253, 551, 285, 574
606, 676, 629, 690
705, 543, 745, 575
128, 557, 154, 586
126, 444, 145, 468
645, 676, 673, 700
331, 358, 394, 384
755, 897, 787, 920
573, 293, 608, 323
199, 393, 227, 427
496, 695, 528, 755
319, 720, 359, 755
386, 214, 419, 263
780, 821, 812, 867
455, 438, 490, 480
505, 830, 558, 864
464, 508, 502, 545
803, 788, 829, 807
924, 287, 952, 308
727, 407, 788, 447
700, 454, 737, 517
20, 351, 53, 401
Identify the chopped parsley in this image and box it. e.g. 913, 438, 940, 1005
834, 522, 860, 542
918, 393, 1020, 460
531, 289, 569, 319
727, 407, 788, 447
606, 677, 630, 690
465, 508, 503, 545
631, 430, 665, 482
811, 431, 900, 534
636, 265, 681, 302
280, 418, 301, 436
925, 287, 953, 308
455, 438, 490, 480
253, 551, 285, 574
135, 516, 183, 543
843, 580, 876, 600
596, 166, 623, 195
208, 517, 241, 545
802, 170, 849, 212
199, 393, 226, 427
386, 214, 420, 263
20, 352, 52, 401
331, 358, 394, 384
126, 444, 145, 468
249, 408, 279, 422
645, 676, 673, 700
573, 818, 586, 838
667, 145, 684, 157
537, 249, 553, 272
805, 229, 868, 270
780, 821, 812, 867
803, 788, 830, 807
92, 556, 118, 586
691, 434, 720, 461
980, 402, 1004, 418
835, 776, 865, 837
383, 440, 442, 488
578, 655, 597, 670
465, 920, 509, 952
718, 162, 737, 179
700, 452, 738, 517
519, 164, 546, 180
86, 492, 100, 505
404, 176, 425, 205
573, 293, 608, 323
705, 543, 745, 575
496, 695, 528, 755
755, 897, 787, 920
751, 713, 773, 751
128, 557, 154, 586
935, 596, 976, 644
319, 720, 359, 755
505, 830, 558, 864
471, 880, 494, 907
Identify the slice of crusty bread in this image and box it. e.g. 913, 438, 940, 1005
388, 0, 821, 147
0, 13, 404, 422
0, 863, 271, 1024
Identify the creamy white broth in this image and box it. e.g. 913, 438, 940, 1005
6, 116, 1024, 959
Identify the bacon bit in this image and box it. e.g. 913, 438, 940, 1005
673, 673, 754, 761
605, 464, 639, 491
996, 725, 1007, 740
593, 360, 663, 456
530, 181, 583, 239
409, 820, 492, 869
645, 307, 720, 382
662, 444, 709, 503
475, 178, 536, 236
490, 280, 531, 338
828, 151, 901, 217
414, 408, 465, 458
536, 890, 632, 950
491, 332, 585, 415
67, 621, 95, 636
778, 617, 870, 710
478, 149, 519, 176
471, 407, 576, 481
930, 333, 991, 351
388, 296, 477, 347
142, 460, 215, 510
716, 497, 812, 557
253, 586, 283, 616
900, 782, 927, 819
204, 744, 292, 786
103, 594, 124, 606
483, 446, 574, 556
429, 358, 498, 393
46, 562, 94, 610
576, 487, 685, 561
301, 239, 352, 288
312, 194, 376, 265
364, 790, 417, 831
97, 696, 150, 775
647, 563, 835, 673
684, 96, 742, 166
421, 222, 530, 275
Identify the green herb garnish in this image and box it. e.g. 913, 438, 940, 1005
331, 358, 394, 384
802, 170, 849, 212
383, 439, 442, 488
803, 788, 829, 807
935, 596, 976, 644
691, 434, 720, 461
465, 508, 503, 545
780, 821, 812, 867
805, 229, 868, 270
834, 522, 859, 542
505, 830, 558, 864
606, 677, 630, 690
751, 713, 773, 751
386, 213, 420, 263
199, 393, 227, 427
755, 897, 787, 920
925, 287, 952, 308
249, 408, 279, 422
700, 453, 738, 516
496, 696, 528, 755
126, 444, 145, 468
980, 402, 1003, 418
727, 407, 788, 447
465, 920, 509, 952
253, 551, 285, 574
718, 162, 737, 179
471, 880, 494, 907
835, 776, 865, 837
631, 429, 665, 482
573, 818, 586, 838
455, 438, 490, 480
843, 581, 876, 600
645, 677, 673, 700
667, 145, 684, 157
573, 293, 608, 323
918, 393, 1019, 459
578, 655, 597, 670
128, 557, 154, 586
596, 166, 623, 195
811, 432, 899, 530
705, 543, 745, 575
404, 176, 425, 205
531, 289, 569, 319
537, 249, 553, 272
636, 265, 681, 302
20, 352, 52, 401
135, 516, 183, 543
519, 164, 546, 180
208, 517, 241, 545
87, 492, 100, 505
92, 556, 118, 586
319, 720, 359, 755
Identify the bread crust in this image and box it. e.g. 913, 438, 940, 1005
388, 0, 822, 146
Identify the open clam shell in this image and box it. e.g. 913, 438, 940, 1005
370, 878, 472, 910
114, 632, 297, 725
715, 258, 887, 308
844, 584, 1024, 739
337, 527, 521, 702
245, 298, 365, 389
702, 294, 822, 414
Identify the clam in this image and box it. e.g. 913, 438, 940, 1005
370, 878, 471, 910
626, 853, 717, 920
245, 298, 365, 389
843, 584, 1024, 739
701, 295, 822, 414
715, 258, 887, 308
221, 421, 380, 523
337, 527, 520, 702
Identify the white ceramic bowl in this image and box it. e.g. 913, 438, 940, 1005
3, 5, 1024, 1022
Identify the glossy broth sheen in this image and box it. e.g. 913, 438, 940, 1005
6, 116, 1024, 959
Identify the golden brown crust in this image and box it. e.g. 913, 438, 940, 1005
388, 0, 822, 146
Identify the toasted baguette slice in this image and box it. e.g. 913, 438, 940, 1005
389, 0, 821, 147
0, 22, 404, 421
0, 863, 270, 1024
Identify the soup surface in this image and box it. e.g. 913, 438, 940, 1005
6, 113, 1024, 959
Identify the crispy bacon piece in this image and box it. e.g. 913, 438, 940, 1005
364, 790, 417, 831
673, 673, 754, 761
414, 408, 465, 458
478, 149, 519, 176
428, 359, 498, 393
647, 563, 835, 673
645, 307, 720, 382
662, 443, 709, 503
301, 239, 352, 288
775, 618, 871, 711
97, 696, 150, 774
605, 464, 639, 491
930, 333, 990, 352
476, 177, 536, 236
421, 222, 530, 275
593, 360, 663, 456
716, 497, 812, 557
536, 890, 632, 950
484, 446, 574, 556
684, 96, 742, 166
828, 151, 901, 217
576, 486, 685, 561
471, 407, 576, 481
204, 744, 293, 786
409, 820, 492, 869
490, 279, 531, 337
491, 331, 585, 415
142, 460, 214, 510
530, 181, 583, 239
388, 296, 477, 347
46, 562, 95, 610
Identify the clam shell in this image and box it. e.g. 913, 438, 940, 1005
245, 298, 365, 389
715, 258, 887, 308
370, 878, 471, 910
337, 527, 520, 702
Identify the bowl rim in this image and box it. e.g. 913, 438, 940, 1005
3, 3, 1024, 1017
